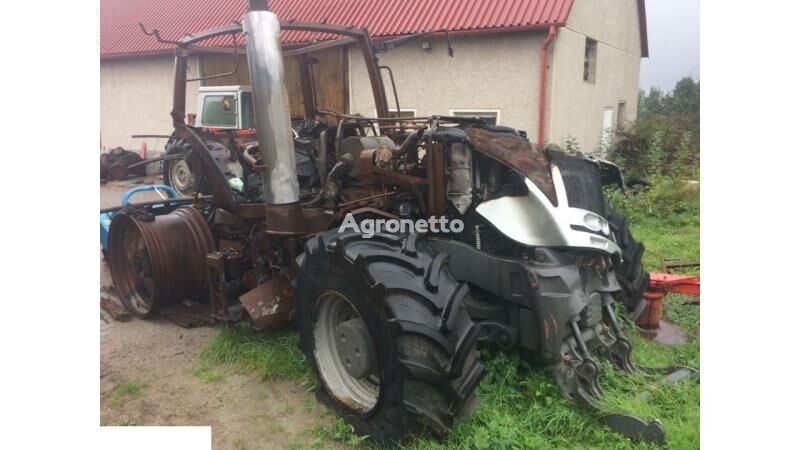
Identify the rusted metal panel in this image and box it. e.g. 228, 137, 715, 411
239, 275, 294, 330
159, 301, 218, 328
465, 127, 557, 206
205, 249, 239, 318
427, 142, 447, 217
263, 203, 336, 235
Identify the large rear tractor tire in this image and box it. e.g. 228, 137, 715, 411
609, 211, 649, 313
294, 231, 484, 442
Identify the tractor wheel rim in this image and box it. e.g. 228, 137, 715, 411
115, 218, 157, 315
169, 159, 195, 196
313, 290, 380, 413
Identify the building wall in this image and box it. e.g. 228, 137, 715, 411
348, 31, 545, 136
547, 0, 642, 154
101, 0, 643, 156
100, 55, 201, 152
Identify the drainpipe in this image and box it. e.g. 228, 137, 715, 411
537, 25, 557, 146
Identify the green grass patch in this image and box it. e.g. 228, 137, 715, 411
631, 219, 699, 272
201, 180, 700, 448
663, 294, 700, 333
192, 365, 224, 383
200, 322, 309, 382
108, 381, 144, 408
608, 176, 700, 272
310, 418, 370, 448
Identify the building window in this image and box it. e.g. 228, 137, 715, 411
617, 102, 627, 129
388, 109, 417, 119
583, 38, 597, 83
450, 110, 499, 125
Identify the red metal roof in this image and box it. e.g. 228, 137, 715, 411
101, 0, 577, 59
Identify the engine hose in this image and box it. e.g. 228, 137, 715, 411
394, 129, 424, 156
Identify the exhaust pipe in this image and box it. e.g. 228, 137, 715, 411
242, 2, 300, 205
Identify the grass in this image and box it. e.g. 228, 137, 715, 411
192, 365, 225, 383
311, 419, 370, 448
631, 219, 699, 273
200, 322, 309, 383
107, 381, 144, 408
200, 179, 700, 449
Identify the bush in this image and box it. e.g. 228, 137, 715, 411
609, 77, 700, 178
607, 176, 699, 226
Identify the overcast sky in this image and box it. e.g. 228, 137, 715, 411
639, 0, 699, 92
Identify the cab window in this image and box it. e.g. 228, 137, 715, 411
202, 95, 237, 127
240, 92, 255, 129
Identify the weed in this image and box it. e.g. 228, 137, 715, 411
564, 135, 581, 153
107, 381, 144, 408
192, 365, 224, 383
311, 418, 369, 448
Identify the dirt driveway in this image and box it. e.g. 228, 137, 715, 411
99, 316, 343, 449
99, 177, 342, 449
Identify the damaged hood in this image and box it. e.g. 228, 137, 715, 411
464, 127, 558, 206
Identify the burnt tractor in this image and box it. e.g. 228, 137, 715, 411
107, 1, 695, 444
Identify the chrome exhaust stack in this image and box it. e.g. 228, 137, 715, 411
242, 1, 300, 205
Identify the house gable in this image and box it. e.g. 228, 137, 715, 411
564, 0, 646, 58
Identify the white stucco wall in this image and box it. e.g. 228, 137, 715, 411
547, 0, 642, 154
348, 31, 545, 137
100, 55, 201, 152
100, 0, 642, 157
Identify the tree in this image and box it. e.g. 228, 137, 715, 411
664, 77, 700, 115
639, 87, 666, 117
638, 77, 700, 118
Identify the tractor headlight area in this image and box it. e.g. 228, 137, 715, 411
582, 211, 610, 235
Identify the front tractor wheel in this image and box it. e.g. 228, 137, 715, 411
608, 211, 649, 313
295, 231, 484, 442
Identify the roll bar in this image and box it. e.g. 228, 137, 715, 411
153, 20, 390, 124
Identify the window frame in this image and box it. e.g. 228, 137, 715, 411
386, 108, 418, 119
239, 91, 255, 130
200, 93, 239, 128
449, 109, 501, 125
583, 38, 598, 84
616, 101, 627, 129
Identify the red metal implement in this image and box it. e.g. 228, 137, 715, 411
636, 272, 700, 344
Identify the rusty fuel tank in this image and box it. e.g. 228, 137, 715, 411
107, 206, 215, 318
